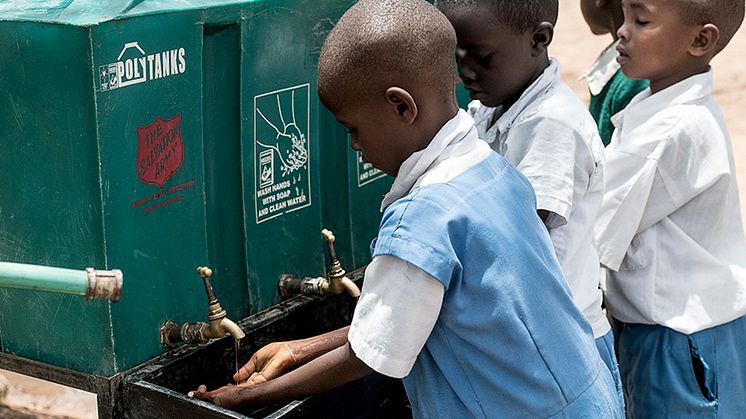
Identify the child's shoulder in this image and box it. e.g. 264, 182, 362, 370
534, 80, 594, 122
635, 96, 724, 140
516, 80, 601, 148
386, 154, 532, 219
619, 95, 727, 160
623, 71, 725, 143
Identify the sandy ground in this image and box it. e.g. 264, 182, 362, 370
0, 370, 96, 418
0, 1, 744, 417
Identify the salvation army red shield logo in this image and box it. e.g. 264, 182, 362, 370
136, 114, 184, 188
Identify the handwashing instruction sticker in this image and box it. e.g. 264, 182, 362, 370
254, 84, 312, 224
356, 151, 387, 187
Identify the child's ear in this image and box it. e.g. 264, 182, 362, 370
531, 22, 554, 56
385, 87, 418, 124
689, 23, 720, 57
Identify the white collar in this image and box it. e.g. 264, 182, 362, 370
611, 68, 713, 137
380, 109, 477, 210
585, 40, 621, 96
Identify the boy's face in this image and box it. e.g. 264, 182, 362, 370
445, 8, 538, 108
617, 0, 702, 91
324, 95, 412, 177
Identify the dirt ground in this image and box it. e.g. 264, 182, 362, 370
0, 370, 96, 418
0, 1, 744, 418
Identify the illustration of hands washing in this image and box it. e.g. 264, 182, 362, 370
256, 90, 309, 178
254, 85, 312, 223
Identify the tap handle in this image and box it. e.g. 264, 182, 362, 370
197, 266, 218, 304
321, 229, 338, 263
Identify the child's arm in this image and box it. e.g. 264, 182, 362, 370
511, 118, 596, 231
233, 326, 350, 385
190, 340, 372, 411
597, 116, 727, 271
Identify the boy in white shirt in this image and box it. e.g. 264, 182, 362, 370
595, 0, 746, 417
435, 0, 621, 398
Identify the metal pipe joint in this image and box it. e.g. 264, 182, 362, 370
278, 229, 361, 299
160, 266, 245, 348
85, 268, 123, 302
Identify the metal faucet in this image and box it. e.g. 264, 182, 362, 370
160, 266, 245, 348
278, 229, 361, 299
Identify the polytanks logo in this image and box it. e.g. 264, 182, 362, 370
136, 114, 184, 188
98, 42, 186, 91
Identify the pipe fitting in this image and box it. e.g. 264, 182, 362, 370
85, 268, 123, 302
160, 316, 246, 348
159, 266, 244, 348
278, 229, 361, 299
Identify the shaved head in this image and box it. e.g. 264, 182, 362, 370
677, 0, 744, 53
435, 0, 559, 33
317, 0, 457, 109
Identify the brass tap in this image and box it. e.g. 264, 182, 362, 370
278, 229, 361, 299
319, 229, 361, 297
160, 266, 245, 348
199, 267, 246, 340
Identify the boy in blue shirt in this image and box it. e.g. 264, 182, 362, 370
191, 0, 621, 417
596, 0, 746, 417
580, 0, 649, 146
435, 0, 624, 403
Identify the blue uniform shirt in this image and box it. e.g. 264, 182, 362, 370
373, 153, 621, 418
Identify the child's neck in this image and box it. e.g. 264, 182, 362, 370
413, 100, 460, 152
649, 63, 710, 94
500, 56, 550, 111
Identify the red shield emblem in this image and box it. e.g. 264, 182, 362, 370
136, 114, 184, 188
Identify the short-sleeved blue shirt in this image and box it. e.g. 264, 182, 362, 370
373, 153, 620, 418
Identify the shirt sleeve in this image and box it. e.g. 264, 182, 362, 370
348, 255, 444, 378
595, 143, 659, 271
652, 115, 731, 225
508, 119, 591, 229
597, 110, 732, 272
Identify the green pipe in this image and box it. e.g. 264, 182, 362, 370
0, 261, 123, 301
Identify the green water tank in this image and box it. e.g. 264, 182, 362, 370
0, 0, 391, 377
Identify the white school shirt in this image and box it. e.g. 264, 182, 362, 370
348, 110, 492, 378
468, 58, 610, 338
596, 69, 746, 334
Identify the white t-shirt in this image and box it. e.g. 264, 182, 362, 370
596, 69, 746, 334
348, 110, 492, 378
468, 59, 609, 338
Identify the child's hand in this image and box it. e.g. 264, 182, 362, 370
188, 383, 252, 410
234, 341, 298, 386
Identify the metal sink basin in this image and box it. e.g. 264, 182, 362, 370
121, 288, 411, 418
